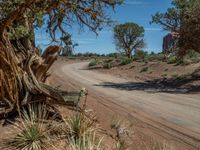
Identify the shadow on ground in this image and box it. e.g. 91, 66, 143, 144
94, 75, 200, 94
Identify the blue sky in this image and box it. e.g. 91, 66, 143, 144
35, 0, 173, 54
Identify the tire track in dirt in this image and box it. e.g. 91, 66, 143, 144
52, 61, 200, 150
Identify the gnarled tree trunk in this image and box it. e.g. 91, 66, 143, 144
0, 29, 62, 117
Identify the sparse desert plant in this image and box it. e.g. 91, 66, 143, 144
61, 108, 101, 150
111, 117, 132, 150
120, 57, 132, 65
147, 53, 165, 62
66, 112, 94, 140
103, 62, 113, 69
105, 58, 114, 63
1, 104, 53, 150
67, 130, 103, 150
134, 50, 148, 61
167, 56, 177, 64
89, 59, 98, 67
140, 67, 149, 72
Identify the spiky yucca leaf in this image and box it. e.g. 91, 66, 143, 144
1, 104, 52, 150
65, 112, 95, 140
67, 130, 103, 150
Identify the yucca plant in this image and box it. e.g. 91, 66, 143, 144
65, 112, 95, 140
1, 104, 53, 150
67, 130, 103, 150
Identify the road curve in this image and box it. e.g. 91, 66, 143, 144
54, 61, 200, 149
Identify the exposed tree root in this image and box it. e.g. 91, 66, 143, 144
0, 37, 81, 119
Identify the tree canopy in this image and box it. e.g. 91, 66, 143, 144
113, 22, 145, 58
151, 0, 200, 55
0, 0, 122, 117
0, 0, 123, 41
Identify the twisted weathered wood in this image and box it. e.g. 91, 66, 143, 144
0, 36, 78, 118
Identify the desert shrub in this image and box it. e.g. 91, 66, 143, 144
105, 58, 114, 63
120, 57, 132, 65
65, 112, 95, 140
89, 59, 98, 67
184, 49, 200, 63
106, 53, 118, 58
103, 62, 113, 69
67, 130, 103, 150
1, 104, 52, 150
63, 110, 101, 150
134, 50, 148, 61
140, 67, 148, 72
148, 53, 165, 62
167, 56, 177, 64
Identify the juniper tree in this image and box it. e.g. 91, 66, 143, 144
0, 0, 123, 117
113, 22, 145, 58
151, 0, 200, 55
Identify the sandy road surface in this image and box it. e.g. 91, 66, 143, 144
53, 61, 200, 149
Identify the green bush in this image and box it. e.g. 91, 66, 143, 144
106, 53, 118, 58
120, 57, 132, 65
167, 56, 177, 64
105, 58, 114, 63
103, 62, 113, 69
134, 50, 148, 60
148, 53, 165, 61
88, 59, 98, 67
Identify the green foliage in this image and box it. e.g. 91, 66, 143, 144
89, 59, 98, 67
66, 113, 94, 140
148, 53, 165, 62
134, 50, 148, 60
8, 25, 30, 40
120, 57, 132, 65
64, 111, 100, 150
68, 131, 102, 150
106, 53, 118, 58
0, 0, 123, 42
1, 104, 51, 150
1, 103, 104, 150
114, 22, 145, 58
103, 62, 113, 69
151, 0, 200, 54
167, 56, 177, 64
184, 49, 200, 63
105, 58, 114, 63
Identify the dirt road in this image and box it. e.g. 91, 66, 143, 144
53, 61, 200, 149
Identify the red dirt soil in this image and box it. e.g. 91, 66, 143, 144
49, 59, 200, 150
